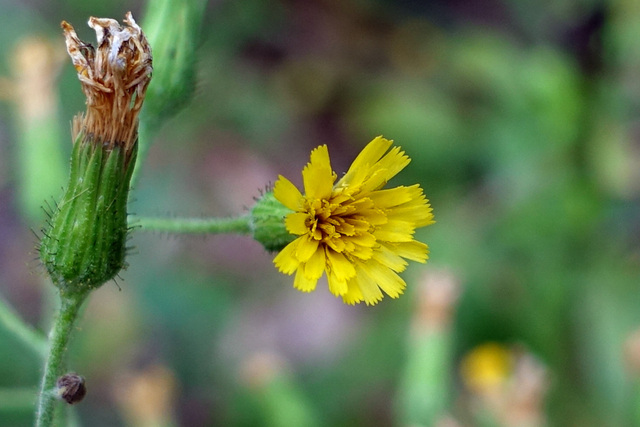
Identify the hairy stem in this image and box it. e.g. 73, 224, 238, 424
35, 292, 87, 427
133, 215, 252, 234
0, 297, 47, 359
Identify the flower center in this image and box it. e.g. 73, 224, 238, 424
303, 196, 372, 254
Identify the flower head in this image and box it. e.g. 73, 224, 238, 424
273, 136, 434, 305
39, 14, 152, 295
460, 343, 513, 393
62, 12, 152, 157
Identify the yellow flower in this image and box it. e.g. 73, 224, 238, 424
460, 343, 513, 393
273, 136, 434, 305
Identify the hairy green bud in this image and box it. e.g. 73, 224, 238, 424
40, 134, 136, 294
250, 191, 296, 252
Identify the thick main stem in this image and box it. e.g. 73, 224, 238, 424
35, 292, 87, 427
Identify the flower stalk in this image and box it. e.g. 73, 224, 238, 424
134, 215, 252, 234
35, 292, 87, 427
35, 12, 152, 426
396, 270, 460, 426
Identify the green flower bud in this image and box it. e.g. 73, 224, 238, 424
39, 13, 152, 296
250, 191, 296, 252
142, 0, 206, 122
40, 130, 136, 294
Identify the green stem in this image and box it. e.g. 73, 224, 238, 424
35, 292, 87, 427
0, 297, 47, 359
133, 215, 252, 234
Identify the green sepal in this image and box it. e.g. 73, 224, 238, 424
39, 135, 136, 296
250, 191, 296, 252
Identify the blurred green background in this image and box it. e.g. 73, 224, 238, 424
1, 0, 640, 425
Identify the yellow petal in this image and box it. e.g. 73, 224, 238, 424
285, 212, 310, 235
360, 260, 406, 298
357, 169, 389, 195
351, 267, 384, 305
344, 217, 374, 232
359, 146, 410, 193
344, 232, 376, 249
274, 175, 303, 211
347, 197, 375, 213
304, 248, 326, 280
349, 244, 374, 260
384, 241, 429, 263
273, 238, 302, 274
294, 266, 319, 292
302, 145, 336, 199
415, 213, 435, 228
336, 166, 367, 194
375, 146, 410, 181
359, 208, 387, 226
372, 245, 408, 273
325, 236, 346, 253
368, 185, 418, 208
374, 220, 415, 242
341, 277, 364, 305
337, 136, 392, 188
384, 187, 434, 228
295, 236, 320, 263
326, 250, 356, 282
327, 271, 348, 296
387, 204, 434, 228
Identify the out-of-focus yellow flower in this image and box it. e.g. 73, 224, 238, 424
460, 343, 513, 393
273, 136, 434, 305
460, 343, 549, 427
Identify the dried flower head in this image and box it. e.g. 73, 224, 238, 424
62, 12, 152, 156
39, 14, 152, 294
